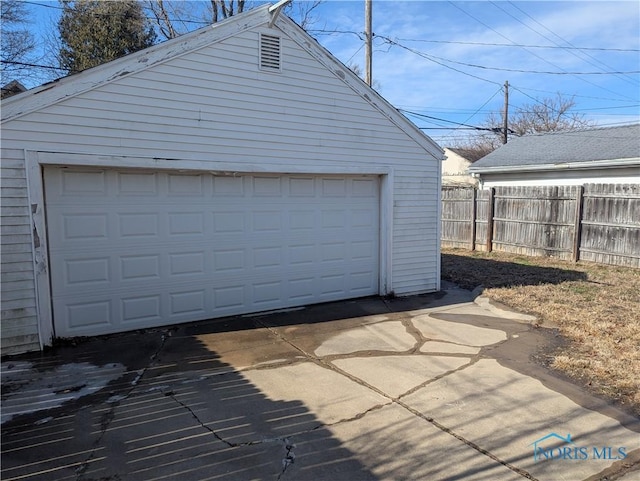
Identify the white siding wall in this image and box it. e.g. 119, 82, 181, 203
478, 167, 640, 188
1, 24, 440, 352
442, 149, 477, 186
0, 149, 40, 354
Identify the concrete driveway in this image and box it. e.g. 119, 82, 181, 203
2, 285, 639, 481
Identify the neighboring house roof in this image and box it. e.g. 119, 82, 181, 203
1, 80, 27, 99
1, 4, 441, 158
469, 124, 640, 173
445, 147, 486, 163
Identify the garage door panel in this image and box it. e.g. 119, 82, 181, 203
121, 295, 163, 324
213, 175, 244, 196
120, 254, 162, 281
57, 169, 109, 196
45, 167, 380, 338
116, 171, 159, 195
119, 212, 160, 238
214, 285, 245, 310
289, 177, 315, 196
213, 211, 246, 233
168, 212, 206, 237
55, 299, 111, 332
167, 173, 206, 196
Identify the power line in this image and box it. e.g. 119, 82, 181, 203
377, 36, 639, 75
312, 30, 638, 82
393, 37, 639, 53
310, 29, 640, 53
375, 37, 501, 86
495, 1, 639, 87
447, 1, 638, 101
511, 85, 639, 103
1, 60, 65, 71
399, 109, 512, 133
506, 1, 639, 87
439, 87, 504, 143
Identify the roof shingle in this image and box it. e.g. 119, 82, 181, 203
470, 124, 640, 171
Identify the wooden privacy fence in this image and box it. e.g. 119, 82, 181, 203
441, 184, 640, 268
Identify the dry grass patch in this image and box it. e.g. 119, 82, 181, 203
441, 248, 640, 415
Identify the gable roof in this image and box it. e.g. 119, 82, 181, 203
469, 124, 640, 173
445, 147, 486, 163
1, 80, 27, 99
1, 4, 441, 157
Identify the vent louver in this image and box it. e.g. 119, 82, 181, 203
260, 34, 281, 71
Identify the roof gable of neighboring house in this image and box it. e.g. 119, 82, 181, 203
1, 80, 27, 99
1, 4, 441, 159
469, 124, 640, 173
446, 147, 485, 163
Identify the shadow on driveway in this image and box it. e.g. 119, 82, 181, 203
1, 317, 377, 481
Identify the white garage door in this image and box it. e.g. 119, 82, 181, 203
44, 166, 380, 337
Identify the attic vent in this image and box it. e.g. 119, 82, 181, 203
260, 34, 281, 71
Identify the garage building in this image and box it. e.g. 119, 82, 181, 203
0, 4, 443, 354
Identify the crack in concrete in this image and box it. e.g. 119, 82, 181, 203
254, 313, 539, 481
159, 385, 244, 449
159, 385, 305, 479
322, 401, 392, 428
75, 331, 170, 481
317, 347, 480, 364
277, 438, 296, 481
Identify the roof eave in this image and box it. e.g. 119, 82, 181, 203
469, 157, 640, 174
1, 5, 273, 122
273, 15, 443, 158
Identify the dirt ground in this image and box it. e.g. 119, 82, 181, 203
441, 248, 640, 417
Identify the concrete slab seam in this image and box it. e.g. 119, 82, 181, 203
394, 398, 540, 481
394, 357, 477, 401
255, 316, 540, 480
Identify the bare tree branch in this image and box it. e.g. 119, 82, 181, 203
1, 0, 36, 83
451, 93, 596, 160
147, 0, 179, 39
286, 0, 324, 30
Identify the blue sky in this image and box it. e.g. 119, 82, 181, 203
19, 1, 640, 146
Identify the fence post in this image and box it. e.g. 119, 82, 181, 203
486, 187, 495, 252
572, 185, 584, 262
470, 188, 477, 251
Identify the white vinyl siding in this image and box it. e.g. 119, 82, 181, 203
0, 13, 441, 352
478, 168, 640, 188
0, 149, 40, 354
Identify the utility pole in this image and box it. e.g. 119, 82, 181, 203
502, 80, 509, 144
365, 0, 372, 86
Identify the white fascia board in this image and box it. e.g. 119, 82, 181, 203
1, 5, 273, 122
273, 15, 444, 161
468, 157, 640, 174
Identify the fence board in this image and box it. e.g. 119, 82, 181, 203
441, 183, 639, 268
441, 187, 475, 249
492, 185, 578, 260
579, 184, 640, 267
474, 189, 489, 251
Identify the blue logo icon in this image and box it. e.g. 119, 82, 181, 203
529, 433, 627, 462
